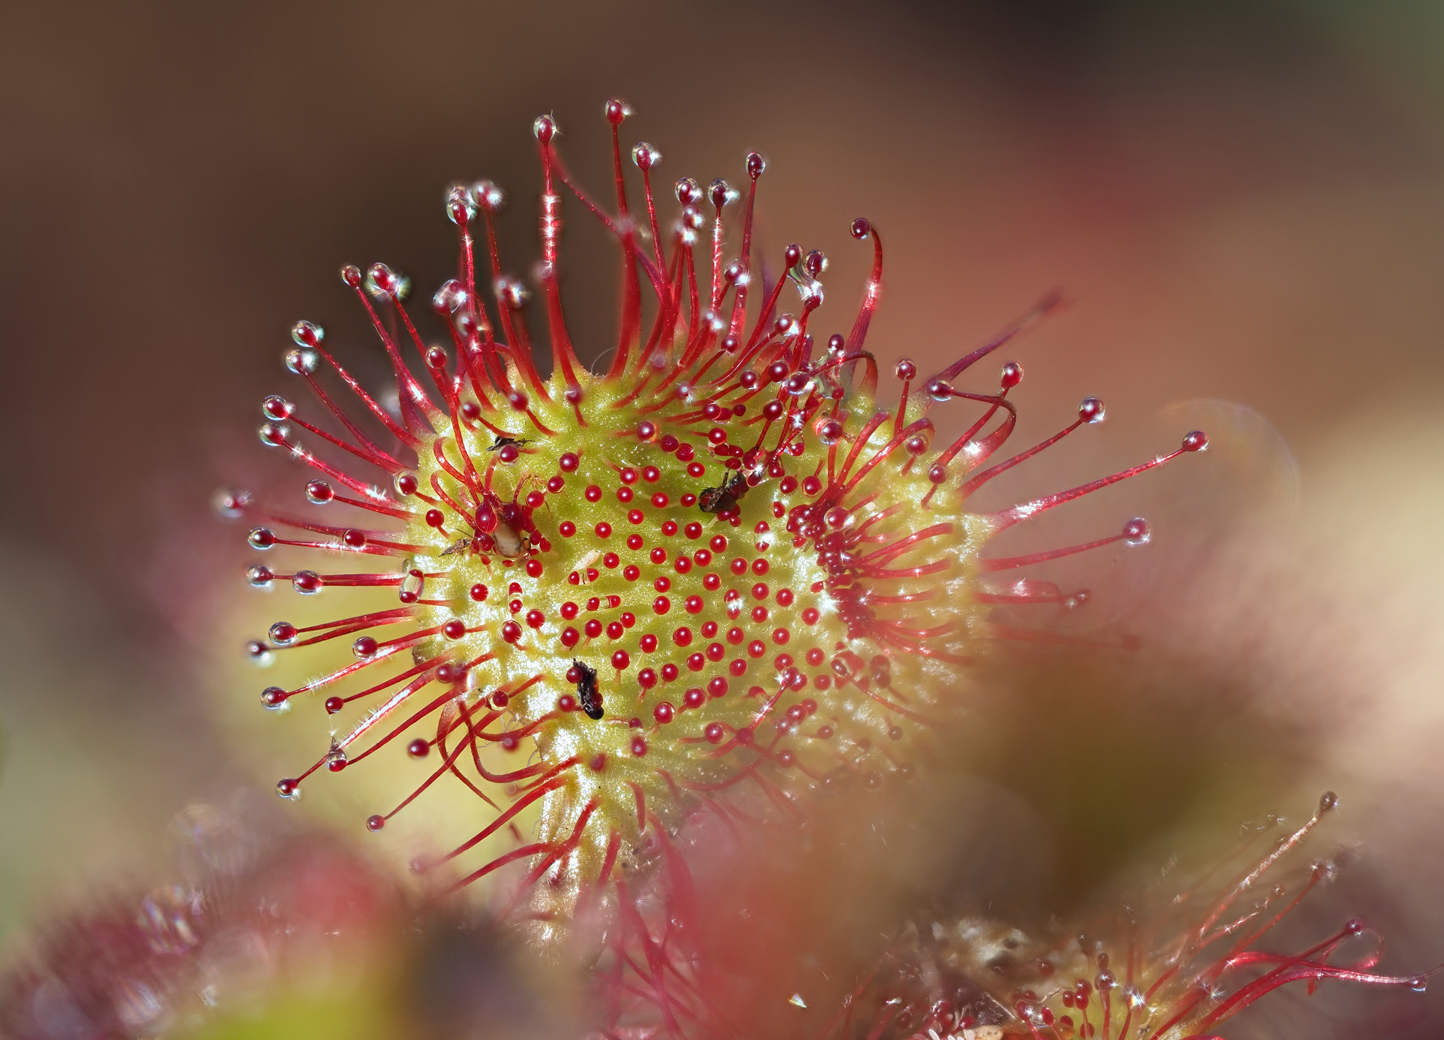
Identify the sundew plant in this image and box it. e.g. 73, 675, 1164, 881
220, 101, 1435, 1038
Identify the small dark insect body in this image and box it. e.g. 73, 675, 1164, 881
572, 660, 603, 720
487, 435, 529, 453
698, 472, 749, 514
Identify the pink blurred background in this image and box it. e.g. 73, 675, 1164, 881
3, 1, 1444, 1036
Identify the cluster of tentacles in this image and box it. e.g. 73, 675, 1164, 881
594, 794, 1438, 1039
230, 102, 1206, 939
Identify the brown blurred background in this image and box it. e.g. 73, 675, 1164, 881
3, 0, 1444, 1036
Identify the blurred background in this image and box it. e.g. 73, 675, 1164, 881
2, 0, 1444, 1036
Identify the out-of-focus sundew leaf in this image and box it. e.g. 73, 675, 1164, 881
174, 984, 397, 1040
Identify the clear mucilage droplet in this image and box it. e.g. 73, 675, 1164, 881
632, 142, 661, 171
290, 320, 323, 348
261, 395, 294, 420
283, 348, 319, 376
433, 278, 468, 313
325, 739, 348, 772
399, 570, 425, 603
365, 262, 406, 301
471, 179, 506, 213
445, 183, 477, 224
